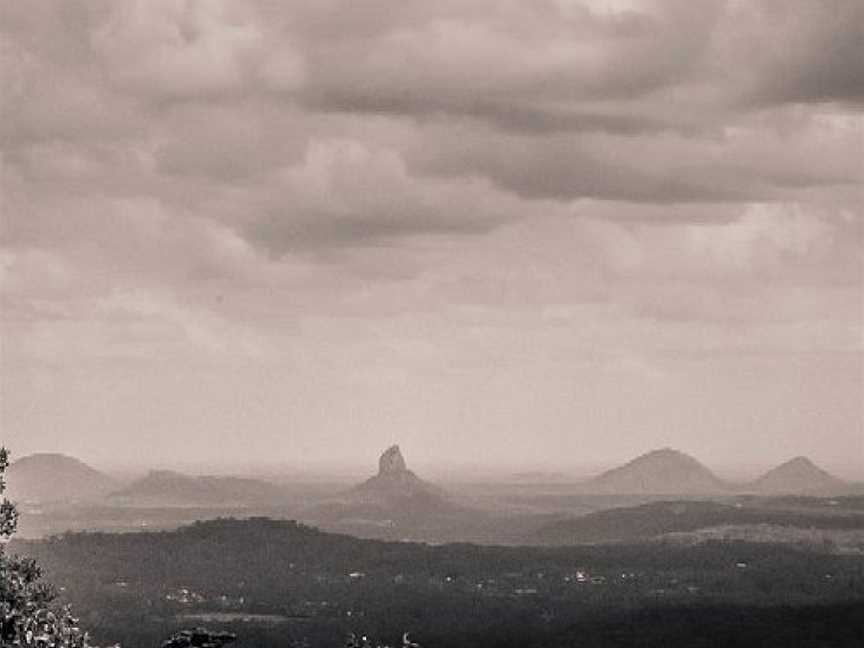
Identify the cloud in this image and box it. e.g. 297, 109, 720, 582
715, 0, 864, 107
292, 0, 863, 133
240, 138, 526, 254
91, 0, 267, 100
1, 0, 860, 349
0, 35, 140, 146
590, 201, 858, 282
152, 102, 310, 181
409, 125, 767, 204
297, 1, 722, 131
685, 204, 834, 270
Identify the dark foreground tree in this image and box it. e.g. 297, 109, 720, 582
0, 447, 91, 647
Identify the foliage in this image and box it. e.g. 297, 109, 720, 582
0, 447, 91, 647
160, 627, 236, 648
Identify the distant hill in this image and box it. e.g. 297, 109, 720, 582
533, 499, 864, 545
584, 448, 727, 495
750, 457, 847, 495
109, 470, 288, 507
5, 453, 117, 503
304, 445, 466, 534
350, 445, 450, 507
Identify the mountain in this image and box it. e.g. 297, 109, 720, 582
350, 445, 449, 507
109, 470, 289, 507
750, 457, 847, 495
584, 448, 727, 495
303, 445, 465, 536
5, 453, 117, 503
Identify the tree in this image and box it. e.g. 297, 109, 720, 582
160, 628, 236, 648
0, 447, 91, 647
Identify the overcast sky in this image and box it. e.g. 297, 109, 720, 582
1, 0, 862, 477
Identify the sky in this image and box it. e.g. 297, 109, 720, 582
1, 0, 862, 478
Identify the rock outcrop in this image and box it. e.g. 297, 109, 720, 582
304, 445, 457, 528
354, 445, 439, 501
379, 444, 408, 475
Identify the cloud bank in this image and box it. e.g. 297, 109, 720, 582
1, 0, 861, 470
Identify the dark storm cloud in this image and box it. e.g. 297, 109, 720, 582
2, 1, 860, 207
1, 0, 861, 260
411, 133, 764, 204
247, 212, 493, 254
294, 0, 722, 133
720, 0, 864, 107
301, 92, 671, 136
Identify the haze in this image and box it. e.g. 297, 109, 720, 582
1, 1, 862, 478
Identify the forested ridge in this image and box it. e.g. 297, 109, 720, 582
14, 517, 864, 647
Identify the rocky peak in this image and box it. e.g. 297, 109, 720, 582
379, 445, 408, 475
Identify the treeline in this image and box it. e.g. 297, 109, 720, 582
534, 499, 864, 544
11, 517, 864, 647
